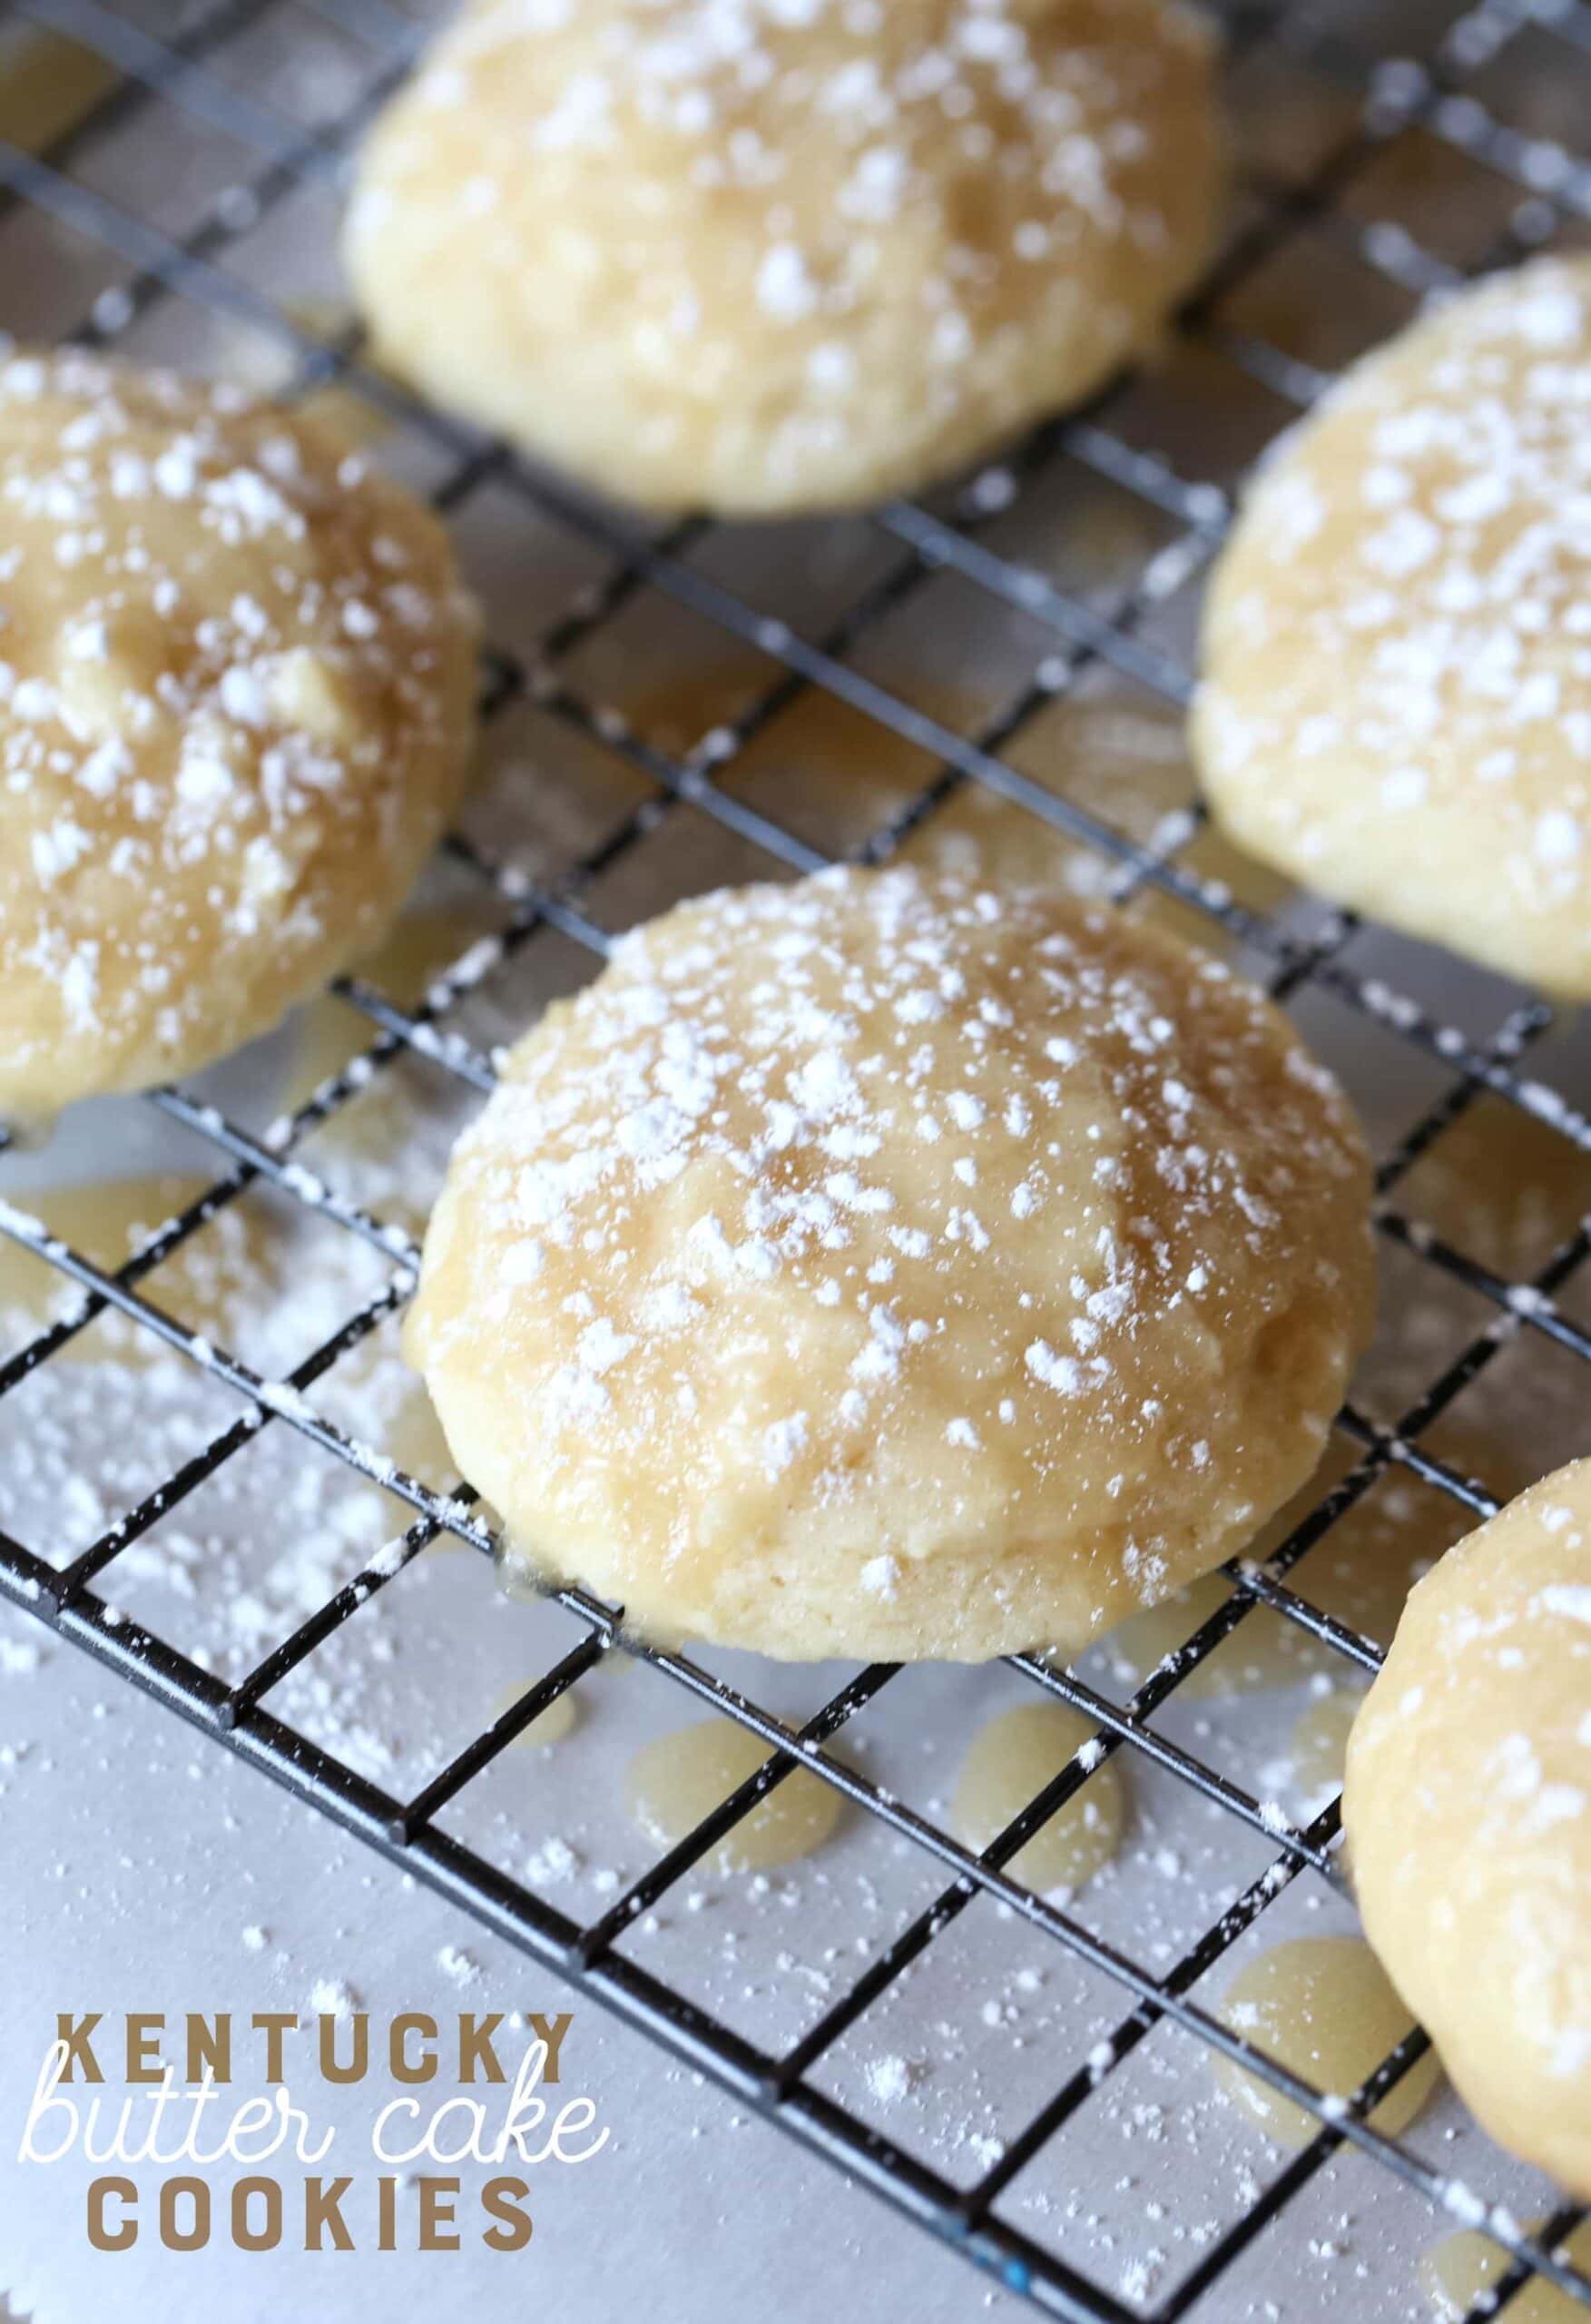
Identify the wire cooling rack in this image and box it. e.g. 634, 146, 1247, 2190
1, 0, 1591, 2315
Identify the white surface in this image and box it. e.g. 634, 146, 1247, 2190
1, 958, 1583, 2324
0, 1605, 1009, 2324
0, 5, 1588, 2318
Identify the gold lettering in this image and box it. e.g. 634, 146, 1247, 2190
318, 2011, 368, 2085
158, 2178, 208, 2251
482, 2177, 533, 2250
417, 2177, 460, 2251
233, 2178, 281, 2252
185, 2013, 231, 2086
86, 2177, 135, 2250
304, 2177, 354, 2252
54, 2013, 103, 2083
251, 2013, 297, 2084
390, 2011, 437, 2084
125, 2014, 163, 2085
458, 2013, 506, 2083
526, 2012, 573, 2083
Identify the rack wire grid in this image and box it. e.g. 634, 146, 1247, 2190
1, 0, 1590, 2315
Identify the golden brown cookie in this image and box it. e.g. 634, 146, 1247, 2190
0, 350, 478, 1116
406, 865, 1374, 1659
344, 0, 1224, 514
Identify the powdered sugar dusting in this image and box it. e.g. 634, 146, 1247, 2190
409, 865, 1372, 1653
346, 0, 1220, 511
1346, 1456, 1591, 2177
0, 349, 476, 1112
1196, 255, 1591, 990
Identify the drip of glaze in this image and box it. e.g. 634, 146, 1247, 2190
949, 1702, 1125, 1896
626, 1718, 844, 1876
1097, 1443, 1478, 1699
1213, 1935, 1441, 2149
0, 1173, 268, 1365
1419, 2219, 1591, 2322
1290, 1689, 1363, 1801
0, 26, 119, 153
489, 1677, 580, 1749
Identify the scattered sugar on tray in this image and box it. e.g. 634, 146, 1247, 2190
526, 1835, 583, 1886
863, 2053, 922, 2108
0, 1184, 464, 1798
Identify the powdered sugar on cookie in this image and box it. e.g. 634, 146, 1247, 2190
407, 866, 1373, 1660
0, 349, 478, 1116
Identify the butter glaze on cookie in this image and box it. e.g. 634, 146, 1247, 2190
0, 350, 478, 1117
407, 866, 1373, 1661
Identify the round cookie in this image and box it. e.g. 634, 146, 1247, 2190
404, 865, 1374, 1661
1193, 256, 1591, 998
342, 0, 1225, 517
1344, 1458, 1591, 2197
0, 350, 479, 1118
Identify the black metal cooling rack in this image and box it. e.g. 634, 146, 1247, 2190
0, 0, 1590, 2314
